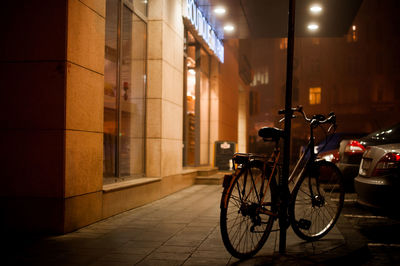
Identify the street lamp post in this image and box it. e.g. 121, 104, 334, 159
279, 0, 296, 254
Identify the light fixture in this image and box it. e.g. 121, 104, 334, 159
214, 7, 226, 15
310, 4, 322, 14
224, 24, 234, 32
307, 23, 319, 31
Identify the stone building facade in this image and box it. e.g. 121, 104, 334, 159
0, 0, 250, 233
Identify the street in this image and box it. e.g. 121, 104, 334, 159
341, 192, 400, 265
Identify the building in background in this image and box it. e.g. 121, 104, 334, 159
0, 0, 250, 233
245, 0, 400, 156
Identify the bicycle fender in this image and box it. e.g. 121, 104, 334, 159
222, 174, 233, 189
221, 174, 235, 209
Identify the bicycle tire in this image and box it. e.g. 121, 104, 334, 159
289, 160, 345, 241
220, 162, 277, 259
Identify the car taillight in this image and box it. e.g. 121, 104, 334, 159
322, 151, 340, 163
344, 140, 365, 155
372, 152, 400, 176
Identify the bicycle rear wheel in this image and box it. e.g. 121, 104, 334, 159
220, 162, 277, 259
289, 160, 344, 241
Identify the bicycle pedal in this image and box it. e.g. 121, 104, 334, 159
298, 219, 311, 230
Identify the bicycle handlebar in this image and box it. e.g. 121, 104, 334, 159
278, 105, 336, 129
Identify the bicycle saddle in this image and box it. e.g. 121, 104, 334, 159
258, 127, 284, 140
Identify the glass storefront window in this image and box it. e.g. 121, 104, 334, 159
104, 0, 118, 177
183, 30, 211, 167
185, 43, 196, 165
200, 48, 210, 165
104, 0, 147, 182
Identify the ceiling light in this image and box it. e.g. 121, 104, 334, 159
224, 24, 234, 32
310, 4, 322, 14
214, 7, 226, 15
307, 23, 319, 31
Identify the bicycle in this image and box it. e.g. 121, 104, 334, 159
219, 106, 345, 259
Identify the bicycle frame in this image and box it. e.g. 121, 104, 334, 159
226, 107, 335, 217
288, 125, 317, 185
236, 123, 320, 213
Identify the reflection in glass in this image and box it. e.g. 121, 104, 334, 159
128, 0, 147, 16
104, 1, 147, 180
120, 7, 146, 176
104, 0, 118, 177
185, 44, 196, 165
200, 48, 210, 165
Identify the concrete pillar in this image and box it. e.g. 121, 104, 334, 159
64, 0, 104, 232
147, 0, 184, 177
238, 85, 248, 153
0, 0, 105, 233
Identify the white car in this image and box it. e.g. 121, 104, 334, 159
354, 143, 400, 208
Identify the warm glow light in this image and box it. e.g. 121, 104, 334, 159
187, 91, 195, 100
352, 25, 357, 31
310, 4, 322, 14
224, 24, 234, 32
214, 7, 226, 15
188, 69, 196, 75
307, 23, 319, 31
309, 87, 321, 105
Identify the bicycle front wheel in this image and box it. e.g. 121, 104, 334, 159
289, 161, 344, 241
220, 163, 277, 259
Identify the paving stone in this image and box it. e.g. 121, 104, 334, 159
156, 245, 197, 253
163, 237, 204, 247
197, 236, 225, 250
153, 222, 187, 232
136, 258, 186, 266
146, 251, 191, 261
3, 184, 367, 266
190, 249, 232, 259
92, 252, 144, 264
134, 231, 175, 242
124, 240, 164, 248
111, 245, 154, 255
183, 257, 229, 266
101, 228, 144, 240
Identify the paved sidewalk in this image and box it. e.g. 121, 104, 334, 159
4, 185, 367, 265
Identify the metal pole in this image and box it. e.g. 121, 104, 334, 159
279, 0, 296, 254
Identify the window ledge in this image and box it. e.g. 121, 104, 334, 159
103, 177, 161, 193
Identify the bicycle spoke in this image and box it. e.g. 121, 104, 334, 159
290, 163, 344, 241
220, 165, 277, 259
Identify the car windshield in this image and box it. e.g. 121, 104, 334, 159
365, 123, 400, 142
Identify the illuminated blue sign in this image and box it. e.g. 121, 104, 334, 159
184, 0, 224, 63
